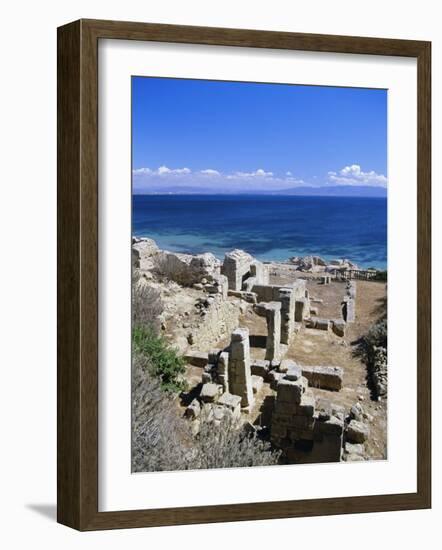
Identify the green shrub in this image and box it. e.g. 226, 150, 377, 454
133, 326, 186, 393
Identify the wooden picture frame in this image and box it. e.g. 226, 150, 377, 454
57, 18, 431, 531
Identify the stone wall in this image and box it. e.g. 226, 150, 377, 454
222, 249, 268, 291
157, 250, 221, 286
271, 368, 344, 463
253, 280, 309, 340
222, 249, 254, 291
185, 297, 241, 353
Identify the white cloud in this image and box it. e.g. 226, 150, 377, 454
199, 169, 221, 176
229, 168, 274, 179
157, 165, 191, 175
327, 164, 387, 187
132, 164, 386, 193
132, 167, 152, 175
132, 165, 307, 192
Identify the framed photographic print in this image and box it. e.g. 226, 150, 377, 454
57, 19, 431, 530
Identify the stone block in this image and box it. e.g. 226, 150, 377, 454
231, 327, 248, 342
228, 290, 257, 303
295, 298, 308, 322
345, 442, 365, 455
218, 392, 242, 410
250, 260, 269, 285
301, 366, 343, 391
315, 318, 330, 331
284, 364, 303, 382
200, 383, 220, 403
272, 411, 293, 425
264, 301, 282, 362
217, 351, 229, 374
296, 393, 316, 416
279, 359, 296, 373
305, 318, 317, 328
346, 420, 369, 443
350, 402, 364, 421
271, 424, 287, 440
251, 374, 264, 394
332, 319, 346, 337
158, 250, 220, 286
222, 249, 254, 291
268, 370, 284, 391
208, 349, 222, 364
277, 378, 305, 404
274, 400, 297, 416
228, 327, 254, 408
251, 359, 270, 379
343, 297, 356, 322
184, 351, 208, 368
345, 453, 365, 462
279, 287, 295, 344
315, 415, 344, 436
242, 276, 257, 292
310, 432, 343, 462
290, 415, 315, 431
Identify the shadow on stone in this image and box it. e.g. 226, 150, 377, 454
249, 334, 267, 348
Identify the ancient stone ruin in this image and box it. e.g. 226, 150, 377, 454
228, 328, 254, 410
133, 237, 381, 464
271, 366, 345, 463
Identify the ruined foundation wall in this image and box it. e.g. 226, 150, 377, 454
187, 299, 241, 352
271, 369, 344, 463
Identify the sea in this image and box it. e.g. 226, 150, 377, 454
132, 195, 387, 270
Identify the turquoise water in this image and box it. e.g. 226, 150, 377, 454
133, 194, 387, 269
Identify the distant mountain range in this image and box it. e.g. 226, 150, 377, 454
271, 185, 387, 197
133, 185, 387, 198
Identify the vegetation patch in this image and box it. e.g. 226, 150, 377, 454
133, 326, 186, 393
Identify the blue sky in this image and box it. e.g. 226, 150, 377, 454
132, 76, 387, 193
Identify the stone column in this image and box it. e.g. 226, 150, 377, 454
221, 249, 253, 291
217, 351, 229, 392
264, 302, 282, 363
295, 298, 308, 322
346, 281, 357, 299
279, 288, 294, 345
342, 297, 355, 322
228, 328, 254, 409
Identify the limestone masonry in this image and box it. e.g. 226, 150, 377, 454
133, 237, 383, 464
